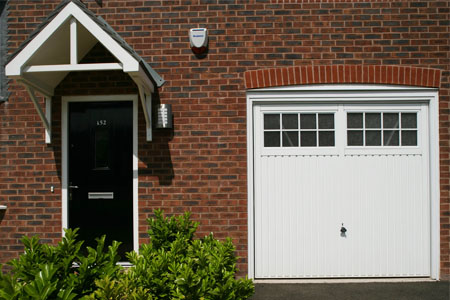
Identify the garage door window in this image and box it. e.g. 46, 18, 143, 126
264, 113, 335, 148
347, 112, 417, 147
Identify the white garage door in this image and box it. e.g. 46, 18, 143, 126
253, 103, 430, 278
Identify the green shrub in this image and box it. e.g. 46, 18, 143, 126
0, 210, 254, 300
88, 275, 150, 300
91, 210, 254, 300
0, 228, 122, 300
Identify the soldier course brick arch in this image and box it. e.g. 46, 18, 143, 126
244, 65, 441, 89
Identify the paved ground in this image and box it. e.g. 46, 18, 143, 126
251, 281, 450, 300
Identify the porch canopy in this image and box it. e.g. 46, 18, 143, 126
5, 0, 164, 143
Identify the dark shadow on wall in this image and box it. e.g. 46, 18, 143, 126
138, 91, 175, 186
0, 209, 5, 224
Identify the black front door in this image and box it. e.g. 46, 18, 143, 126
68, 101, 133, 258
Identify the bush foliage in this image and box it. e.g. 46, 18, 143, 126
0, 229, 121, 300
0, 210, 254, 300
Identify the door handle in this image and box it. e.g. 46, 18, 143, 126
68, 184, 78, 201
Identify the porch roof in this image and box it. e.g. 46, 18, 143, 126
6, 0, 164, 95
5, 0, 163, 143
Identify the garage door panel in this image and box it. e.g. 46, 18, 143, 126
254, 104, 430, 278
341, 155, 430, 277
255, 155, 342, 278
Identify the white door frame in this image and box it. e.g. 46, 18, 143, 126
246, 85, 440, 280
61, 95, 139, 253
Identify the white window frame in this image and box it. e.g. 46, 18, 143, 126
247, 84, 440, 280
257, 104, 339, 156
262, 111, 337, 149
62, 95, 139, 256
343, 104, 426, 156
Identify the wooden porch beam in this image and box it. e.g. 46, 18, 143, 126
70, 18, 78, 64
23, 63, 123, 73
138, 84, 152, 142
23, 84, 52, 144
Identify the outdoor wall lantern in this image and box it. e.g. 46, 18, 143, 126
156, 104, 173, 129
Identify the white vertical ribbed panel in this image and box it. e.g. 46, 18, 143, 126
254, 104, 430, 278
255, 154, 342, 278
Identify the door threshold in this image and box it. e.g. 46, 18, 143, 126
253, 278, 437, 284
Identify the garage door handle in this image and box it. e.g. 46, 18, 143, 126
69, 185, 79, 189
340, 223, 347, 233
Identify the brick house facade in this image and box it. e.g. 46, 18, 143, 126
0, 0, 449, 279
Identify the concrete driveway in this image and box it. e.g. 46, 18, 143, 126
251, 281, 450, 300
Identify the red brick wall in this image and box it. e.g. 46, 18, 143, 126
1, 0, 449, 278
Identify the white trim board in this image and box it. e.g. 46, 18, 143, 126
61, 95, 139, 254
23, 63, 123, 73
246, 85, 440, 280
6, 2, 139, 76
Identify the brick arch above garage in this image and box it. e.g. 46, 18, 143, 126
244, 65, 442, 89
